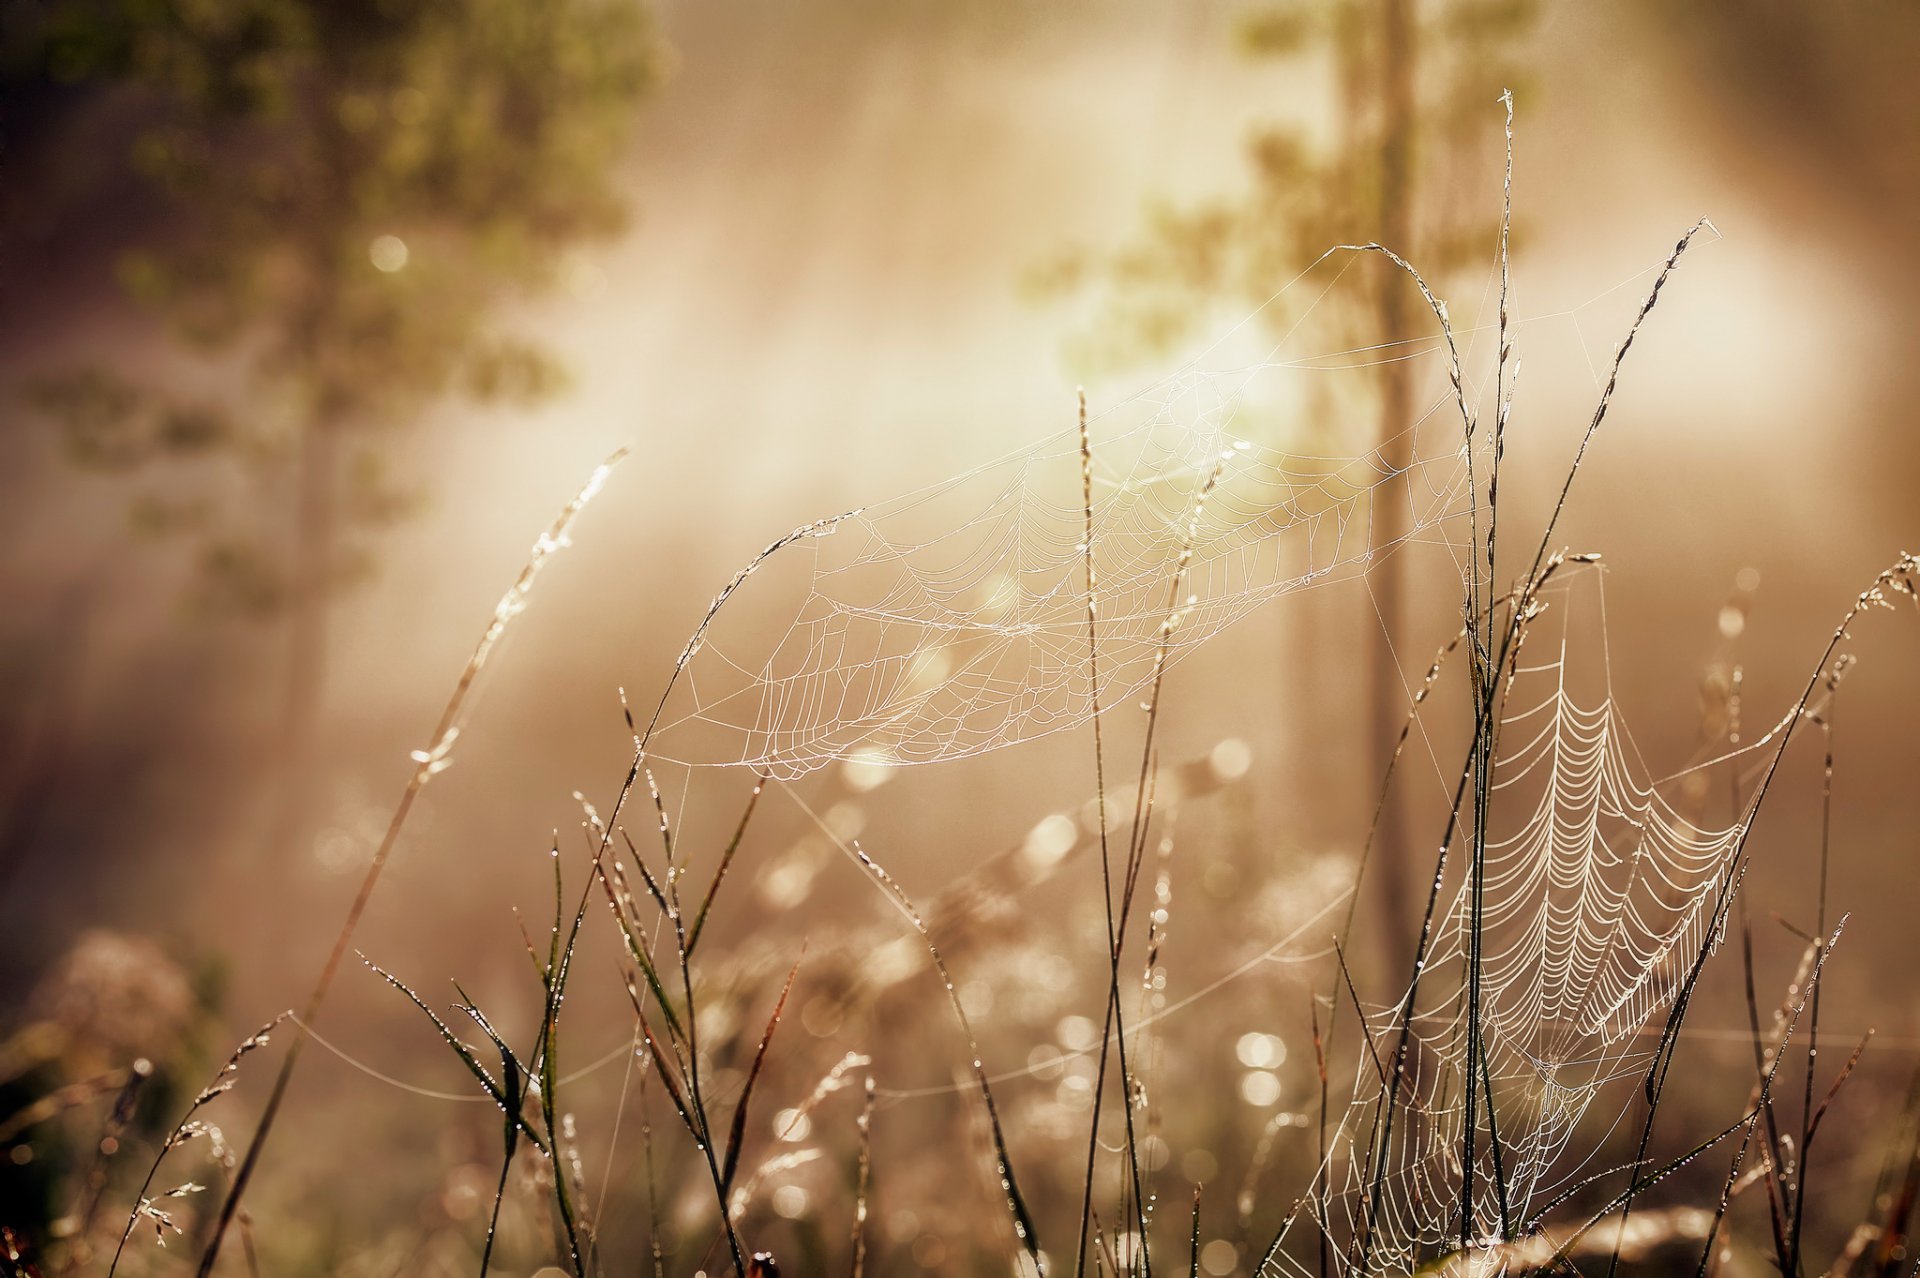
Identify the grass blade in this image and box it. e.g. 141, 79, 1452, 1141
689, 777, 767, 957
721, 956, 802, 1201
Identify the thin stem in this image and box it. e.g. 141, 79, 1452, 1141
195, 453, 625, 1276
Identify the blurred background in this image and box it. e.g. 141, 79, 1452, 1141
2, 1, 1917, 1273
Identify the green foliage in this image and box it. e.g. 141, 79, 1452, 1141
12, 0, 665, 615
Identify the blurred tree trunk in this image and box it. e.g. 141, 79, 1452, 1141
264, 103, 349, 872
1369, 0, 1417, 981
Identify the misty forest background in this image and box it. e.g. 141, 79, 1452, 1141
2, 2, 1920, 1275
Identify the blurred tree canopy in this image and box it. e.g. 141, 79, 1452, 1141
7, 0, 663, 617
1031, 0, 1536, 382
3, 0, 663, 855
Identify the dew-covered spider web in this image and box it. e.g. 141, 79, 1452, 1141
640, 249, 1706, 782
1262, 566, 1785, 1275
640, 258, 1582, 779
645, 396, 1467, 778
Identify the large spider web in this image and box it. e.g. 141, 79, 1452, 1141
642, 267, 1494, 778
639, 251, 1694, 782
1265, 567, 1770, 1275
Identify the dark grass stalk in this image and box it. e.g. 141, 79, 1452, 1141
359, 961, 549, 1154
606, 496, 870, 1271
1528, 1105, 1758, 1235
1078, 992, 1124, 1275
479, 1140, 515, 1278
604, 784, 801, 1272
1463, 703, 1492, 1250
1076, 398, 1220, 1278
1333, 943, 1388, 1094
1187, 1186, 1202, 1278
1074, 387, 1120, 1278
1475, 1023, 1511, 1239
689, 778, 767, 956
1138, 832, 1176, 1256
1463, 654, 1501, 1249
1092, 1215, 1121, 1278
1694, 1106, 1764, 1278
618, 787, 754, 1278
1312, 996, 1330, 1278
1738, 913, 1796, 1266
365, 958, 559, 1272
463, 983, 533, 1250
1451, 238, 1743, 1243
1485, 89, 1515, 609
641, 790, 752, 1266
663, 833, 749, 1278
643, 1069, 666, 1278
844, 839, 1046, 1271
1514, 221, 1713, 603
518, 817, 633, 1276
1106, 459, 1225, 1275
851, 1074, 875, 1278
1103, 895, 1151, 1277
196, 451, 626, 1276
607, 832, 687, 1042
1467, 98, 1520, 1242
624, 974, 744, 1274
719, 957, 803, 1204
1459, 95, 1519, 1240
539, 878, 592, 1273
1788, 690, 1843, 1274
1806, 1029, 1872, 1149
1331, 580, 1581, 1278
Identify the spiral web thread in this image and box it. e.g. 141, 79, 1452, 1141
1264, 567, 1774, 1275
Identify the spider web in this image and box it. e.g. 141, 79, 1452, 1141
1265, 567, 1772, 1274
641, 263, 1506, 778
639, 248, 1689, 781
